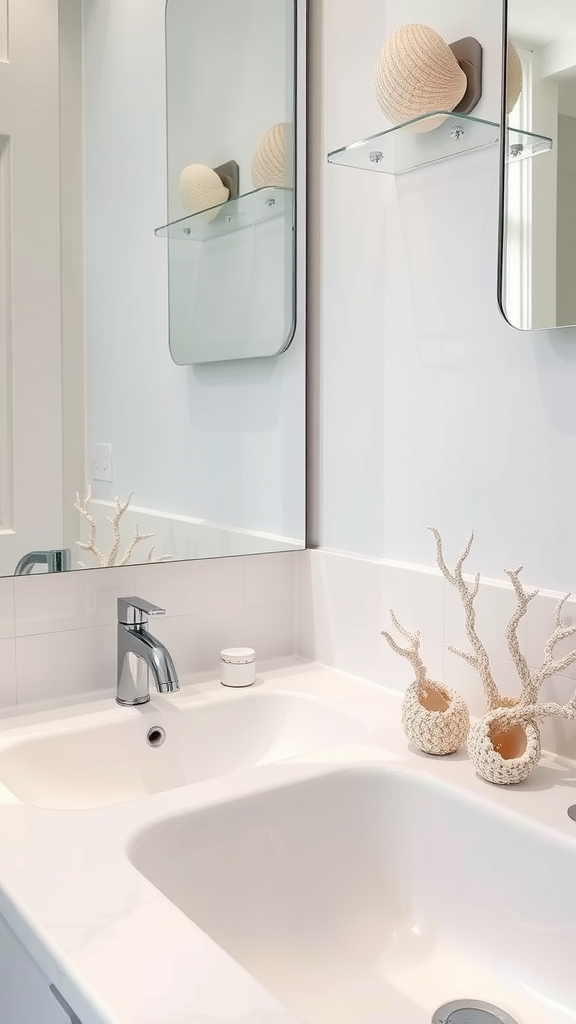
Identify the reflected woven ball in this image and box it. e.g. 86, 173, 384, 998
179, 164, 229, 222
251, 123, 293, 189
375, 23, 467, 134
506, 41, 523, 115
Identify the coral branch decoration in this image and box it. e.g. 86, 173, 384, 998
430, 525, 576, 784
428, 527, 504, 711
382, 610, 469, 755
75, 488, 172, 567
469, 571, 576, 784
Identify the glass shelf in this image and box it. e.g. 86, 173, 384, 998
156, 186, 292, 240
327, 111, 553, 176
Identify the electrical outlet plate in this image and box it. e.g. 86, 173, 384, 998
92, 443, 113, 483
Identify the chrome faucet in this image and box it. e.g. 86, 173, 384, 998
116, 597, 180, 706
15, 549, 71, 575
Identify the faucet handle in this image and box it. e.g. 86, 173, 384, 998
118, 596, 166, 627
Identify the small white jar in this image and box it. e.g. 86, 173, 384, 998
220, 647, 256, 688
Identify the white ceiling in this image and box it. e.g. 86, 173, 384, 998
510, 0, 576, 46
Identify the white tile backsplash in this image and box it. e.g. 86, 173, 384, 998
0, 577, 14, 640
296, 548, 576, 761
245, 552, 295, 609
245, 601, 295, 660
0, 553, 297, 710
14, 566, 134, 636
132, 555, 245, 616
0, 640, 17, 707
5, 545, 576, 764
15, 625, 116, 705
342, 556, 444, 639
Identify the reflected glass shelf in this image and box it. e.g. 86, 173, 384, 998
327, 111, 553, 176
156, 186, 292, 240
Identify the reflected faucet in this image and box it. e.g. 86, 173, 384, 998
116, 597, 180, 706
14, 549, 71, 575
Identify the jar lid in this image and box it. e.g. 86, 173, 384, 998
220, 647, 256, 665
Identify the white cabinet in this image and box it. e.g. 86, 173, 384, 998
0, 913, 77, 1024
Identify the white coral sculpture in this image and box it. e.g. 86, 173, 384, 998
75, 488, 172, 568
382, 610, 469, 755
430, 526, 576, 784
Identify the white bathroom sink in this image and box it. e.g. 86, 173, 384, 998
0, 692, 368, 810
130, 767, 576, 1024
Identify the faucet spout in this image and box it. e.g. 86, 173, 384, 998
116, 597, 180, 706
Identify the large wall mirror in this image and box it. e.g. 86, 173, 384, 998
0, 0, 306, 578
500, 0, 576, 331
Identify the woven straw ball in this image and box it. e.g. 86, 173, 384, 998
506, 40, 523, 115
179, 164, 229, 223
251, 122, 293, 189
375, 23, 467, 134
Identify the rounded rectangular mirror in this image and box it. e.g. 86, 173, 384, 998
500, 0, 576, 331
162, 0, 297, 364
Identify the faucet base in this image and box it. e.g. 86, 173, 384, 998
116, 695, 151, 707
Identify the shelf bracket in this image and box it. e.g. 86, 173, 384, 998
450, 37, 483, 116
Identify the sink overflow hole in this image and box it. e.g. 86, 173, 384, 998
432, 1001, 520, 1024
147, 726, 166, 748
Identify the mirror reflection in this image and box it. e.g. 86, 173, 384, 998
163, 0, 296, 364
0, 0, 305, 577
501, 0, 576, 330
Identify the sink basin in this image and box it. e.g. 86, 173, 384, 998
0, 693, 368, 810
130, 768, 576, 1024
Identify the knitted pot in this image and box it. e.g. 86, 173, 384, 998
252, 123, 293, 189
179, 164, 229, 222
375, 24, 467, 134
468, 712, 541, 785
402, 680, 470, 755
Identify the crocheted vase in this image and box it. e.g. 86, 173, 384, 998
506, 41, 523, 115
179, 164, 229, 222
402, 680, 470, 755
252, 123, 293, 189
375, 24, 467, 134
468, 710, 541, 785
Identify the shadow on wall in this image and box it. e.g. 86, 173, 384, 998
186, 357, 281, 432
535, 329, 576, 435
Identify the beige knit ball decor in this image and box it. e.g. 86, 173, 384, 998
402, 681, 470, 756
179, 164, 229, 222
506, 40, 523, 115
468, 710, 541, 786
382, 611, 469, 756
375, 24, 468, 133
251, 123, 293, 190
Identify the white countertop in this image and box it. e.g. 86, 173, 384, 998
0, 658, 575, 1024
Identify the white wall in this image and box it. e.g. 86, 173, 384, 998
83, 0, 305, 544
309, 0, 576, 593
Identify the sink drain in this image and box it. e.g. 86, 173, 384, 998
432, 1001, 519, 1024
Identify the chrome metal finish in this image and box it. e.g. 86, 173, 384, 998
369, 150, 383, 163
568, 804, 576, 822
14, 549, 71, 575
432, 1000, 519, 1024
147, 725, 166, 748
450, 126, 465, 140
116, 596, 180, 706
